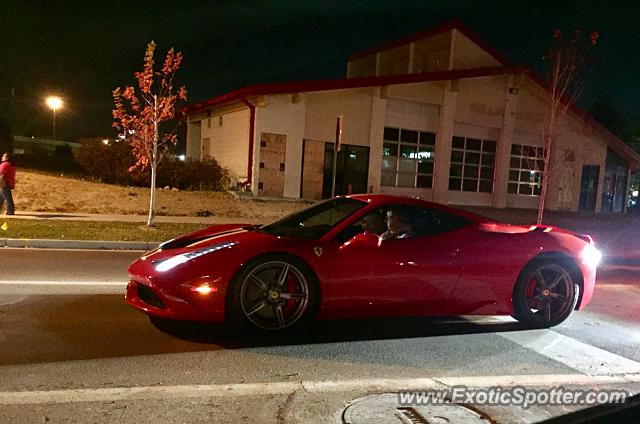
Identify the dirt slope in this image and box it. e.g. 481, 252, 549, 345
12, 170, 309, 219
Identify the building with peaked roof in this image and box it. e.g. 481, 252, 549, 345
185, 20, 639, 213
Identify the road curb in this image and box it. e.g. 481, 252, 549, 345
0, 238, 158, 251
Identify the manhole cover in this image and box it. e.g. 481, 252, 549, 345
342, 393, 493, 424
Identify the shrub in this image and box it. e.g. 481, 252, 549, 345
149, 157, 231, 190
74, 140, 230, 190
74, 139, 137, 184
17, 153, 81, 175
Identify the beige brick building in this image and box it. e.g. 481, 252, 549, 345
186, 21, 639, 213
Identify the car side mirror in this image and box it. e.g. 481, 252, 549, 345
340, 231, 380, 251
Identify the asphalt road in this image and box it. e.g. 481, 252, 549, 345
0, 248, 638, 423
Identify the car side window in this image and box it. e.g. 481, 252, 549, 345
334, 210, 387, 244
334, 205, 472, 244
433, 210, 472, 234
412, 208, 471, 236
383, 206, 471, 239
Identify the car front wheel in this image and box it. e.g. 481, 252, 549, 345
228, 254, 318, 331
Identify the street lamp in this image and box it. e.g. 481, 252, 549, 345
45, 96, 63, 140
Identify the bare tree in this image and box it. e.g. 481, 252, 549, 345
537, 30, 598, 225
113, 41, 187, 226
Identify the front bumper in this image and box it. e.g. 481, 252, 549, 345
125, 277, 226, 322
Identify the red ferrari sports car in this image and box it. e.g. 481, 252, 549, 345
125, 194, 600, 331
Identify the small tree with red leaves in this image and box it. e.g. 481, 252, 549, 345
537, 29, 598, 224
113, 41, 187, 226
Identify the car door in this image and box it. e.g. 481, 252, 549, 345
367, 230, 463, 316
314, 234, 377, 319
321, 204, 469, 318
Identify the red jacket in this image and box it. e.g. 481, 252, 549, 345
0, 161, 16, 189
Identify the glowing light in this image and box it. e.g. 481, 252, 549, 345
193, 284, 218, 295
633, 191, 639, 197
45, 96, 63, 140
155, 241, 237, 272
102, 139, 109, 145
178, 155, 186, 161
155, 255, 189, 272
581, 244, 602, 268
45, 96, 63, 111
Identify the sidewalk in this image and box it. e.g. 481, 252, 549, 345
1, 211, 264, 225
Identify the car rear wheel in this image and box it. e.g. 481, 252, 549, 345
228, 254, 318, 331
512, 260, 579, 328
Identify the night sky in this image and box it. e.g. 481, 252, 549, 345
1, 0, 638, 141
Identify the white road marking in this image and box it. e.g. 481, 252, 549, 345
499, 330, 640, 376
595, 283, 640, 289
0, 374, 637, 405
600, 264, 640, 272
1, 247, 145, 253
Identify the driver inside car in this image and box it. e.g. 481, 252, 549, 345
361, 213, 387, 235
381, 207, 416, 240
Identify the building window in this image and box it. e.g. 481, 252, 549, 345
508, 144, 544, 196
381, 127, 435, 188
448, 136, 496, 192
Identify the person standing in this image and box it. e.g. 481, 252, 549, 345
0, 152, 16, 215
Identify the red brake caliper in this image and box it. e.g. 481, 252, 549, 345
283, 273, 299, 316
526, 277, 538, 309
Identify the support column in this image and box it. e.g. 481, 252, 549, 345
185, 118, 201, 160
593, 156, 607, 213
367, 90, 387, 194
623, 168, 632, 213
432, 81, 458, 204
408, 42, 415, 73
493, 75, 519, 208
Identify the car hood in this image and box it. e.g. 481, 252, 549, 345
129, 222, 324, 285
157, 223, 253, 250
129, 223, 280, 278
146, 223, 275, 259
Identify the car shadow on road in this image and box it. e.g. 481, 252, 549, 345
150, 315, 528, 348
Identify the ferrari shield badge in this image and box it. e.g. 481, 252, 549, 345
314, 246, 323, 257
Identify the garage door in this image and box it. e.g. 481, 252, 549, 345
385, 98, 439, 132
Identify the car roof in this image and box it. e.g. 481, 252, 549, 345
345, 194, 495, 223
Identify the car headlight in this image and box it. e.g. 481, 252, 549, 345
581, 244, 602, 268
155, 241, 237, 272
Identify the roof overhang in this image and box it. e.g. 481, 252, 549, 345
186, 67, 640, 171
185, 65, 527, 115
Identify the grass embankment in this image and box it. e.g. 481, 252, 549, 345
0, 169, 309, 241
0, 219, 206, 242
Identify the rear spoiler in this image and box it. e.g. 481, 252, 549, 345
530, 225, 593, 244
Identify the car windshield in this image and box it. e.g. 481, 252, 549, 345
260, 197, 367, 240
